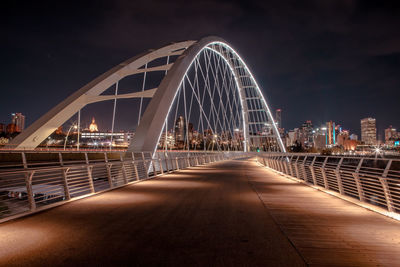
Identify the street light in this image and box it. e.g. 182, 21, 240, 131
64, 124, 78, 150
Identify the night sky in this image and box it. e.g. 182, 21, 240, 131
1, 1, 400, 138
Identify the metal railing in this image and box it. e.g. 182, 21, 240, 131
0, 151, 246, 222
256, 153, 400, 216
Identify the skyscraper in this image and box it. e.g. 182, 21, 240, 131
361, 117, 376, 145
0, 123, 5, 133
384, 125, 398, 145
326, 121, 336, 145
275, 109, 282, 129
174, 116, 186, 148
300, 120, 313, 147
11, 113, 25, 132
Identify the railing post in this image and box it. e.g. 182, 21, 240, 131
186, 157, 190, 167
21, 151, 28, 169
141, 153, 149, 178
120, 154, 128, 184
21, 152, 36, 211
269, 156, 275, 169
185, 157, 189, 167
175, 157, 180, 170
144, 160, 149, 179
165, 155, 170, 173
58, 153, 71, 200
309, 156, 317, 185
281, 156, 288, 173
21, 151, 27, 169
85, 153, 95, 193
272, 156, 279, 171
352, 158, 365, 201
320, 157, 329, 189
159, 159, 164, 175
276, 156, 283, 172
288, 156, 294, 176
283, 157, 289, 174
294, 156, 300, 178
105, 153, 113, 187
133, 159, 139, 181
25, 171, 36, 211
195, 156, 199, 166
380, 160, 395, 212
299, 156, 307, 180
335, 158, 344, 195
152, 159, 157, 176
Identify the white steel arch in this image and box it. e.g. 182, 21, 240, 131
129, 36, 286, 153
9, 36, 285, 153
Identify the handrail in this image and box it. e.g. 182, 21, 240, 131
255, 152, 400, 218
0, 151, 246, 223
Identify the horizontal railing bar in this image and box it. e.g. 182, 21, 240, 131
255, 153, 400, 218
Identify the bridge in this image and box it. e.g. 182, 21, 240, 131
1, 37, 399, 265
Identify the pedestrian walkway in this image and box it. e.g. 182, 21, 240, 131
0, 158, 399, 266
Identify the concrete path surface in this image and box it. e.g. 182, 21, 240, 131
0, 158, 399, 266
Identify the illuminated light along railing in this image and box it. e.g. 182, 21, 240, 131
0, 151, 246, 223
256, 153, 400, 221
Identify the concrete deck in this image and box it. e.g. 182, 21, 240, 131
0, 158, 399, 266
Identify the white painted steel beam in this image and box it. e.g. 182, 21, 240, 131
9, 41, 195, 149
85, 88, 157, 104
129, 37, 285, 154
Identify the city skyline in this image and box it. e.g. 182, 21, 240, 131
1, 110, 398, 142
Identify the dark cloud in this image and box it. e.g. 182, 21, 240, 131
1, 0, 399, 137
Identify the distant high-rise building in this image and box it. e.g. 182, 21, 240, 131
337, 130, 349, 146
174, 116, 186, 147
11, 113, 25, 132
275, 109, 282, 129
326, 121, 336, 145
300, 120, 313, 147
314, 134, 326, 149
6, 123, 17, 134
361, 118, 376, 145
287, 128, 299, 146
0, 123, 5, 133
385, 126, 397, 141
188, 122, 194, 146
384, 125, 398, 146
312, 126, 327, 149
